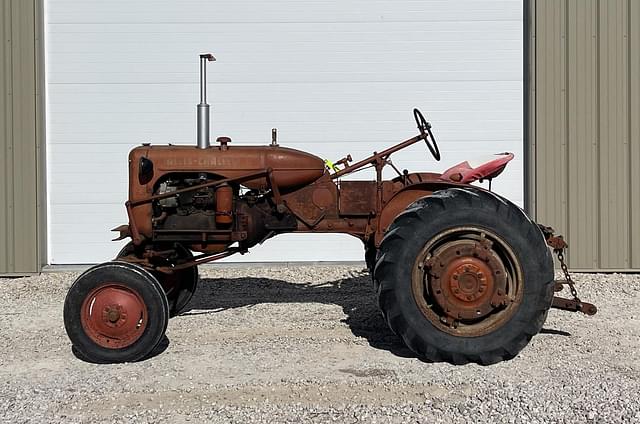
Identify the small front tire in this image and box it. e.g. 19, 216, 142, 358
63, 261, 169, 363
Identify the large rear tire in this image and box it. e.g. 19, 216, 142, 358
63, 261, 169, 363
374, 188, 554, 365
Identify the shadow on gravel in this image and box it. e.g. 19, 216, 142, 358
540, 328, 571, 336
181, 270, 571, 362
71, 335, 170, 364
182, 269, 417, 360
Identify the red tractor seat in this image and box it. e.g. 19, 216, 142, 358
439, 152, 514, 184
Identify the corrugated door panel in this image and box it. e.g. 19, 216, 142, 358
566, 0, 599, 269
0, 1, 11, 272
536, 0, 568, 240
36, 0, 46, 271
0, 0, 41, 274
534, 0, 638, 270
631, 0, 640, 268
598, 0, 630, 269
9, 0, 39, 273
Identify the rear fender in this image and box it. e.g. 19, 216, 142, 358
376, 182, 509, 247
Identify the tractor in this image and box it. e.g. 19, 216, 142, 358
63, 54, 596, 365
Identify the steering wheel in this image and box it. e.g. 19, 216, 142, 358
413, 108, 441, 161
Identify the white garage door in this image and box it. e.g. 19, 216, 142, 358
45, 0, 523, 264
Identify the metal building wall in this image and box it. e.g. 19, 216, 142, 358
0, 0, 46, 275
529, 0, 640, 271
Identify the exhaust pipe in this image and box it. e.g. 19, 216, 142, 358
197, 53, 216, 149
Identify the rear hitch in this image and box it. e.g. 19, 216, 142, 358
551, 295, 598, 316
538, 224, 598, 316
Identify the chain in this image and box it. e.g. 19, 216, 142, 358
539, 226, 597, 314
554, 248, 580, 302
537, 225, 584, 305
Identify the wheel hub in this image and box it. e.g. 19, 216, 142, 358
103, 304, 127, 326
81, 284, 147, 349
427, 239, 508, 321
450, 262, 488, 302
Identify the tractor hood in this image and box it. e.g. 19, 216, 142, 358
129, 143, 326, 192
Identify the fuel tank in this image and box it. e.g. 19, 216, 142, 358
130, 143, 326, 191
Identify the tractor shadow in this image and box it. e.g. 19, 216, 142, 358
179, 270, 570, 362
71, 336, 170, 364
182, 269, 417, 359
540, 328, 571, 336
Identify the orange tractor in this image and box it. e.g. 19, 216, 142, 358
63, 54, 596, 364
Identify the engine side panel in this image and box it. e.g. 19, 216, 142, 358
127, 144, 326, 239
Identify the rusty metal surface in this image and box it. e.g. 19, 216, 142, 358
338, 181, 376, 216
283, 175, 339, 228
130, 143, 326, 191
214, 183, 233, 225
427, 239, 507, 321
546, 235, 568, 251
80, 283, 148, 349
552, 296, 598, 316
541, 224, 599, 316
412, 227, 524, 337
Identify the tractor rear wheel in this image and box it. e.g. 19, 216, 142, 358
117, 242, 198, 317
63, 261, 169, 363
374, 188, 554, 365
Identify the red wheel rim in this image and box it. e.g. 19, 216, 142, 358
80, 283, 148, 349
412, 227, 523, 337
427, 239, 507, 321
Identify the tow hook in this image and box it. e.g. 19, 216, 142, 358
539, 225, 598, 316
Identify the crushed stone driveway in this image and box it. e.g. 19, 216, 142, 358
1, 265, 639, 423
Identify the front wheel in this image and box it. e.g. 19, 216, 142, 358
63, 261, 169, 363
374, 188, 554, 365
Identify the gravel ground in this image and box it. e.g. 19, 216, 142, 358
0, 265, 639, 423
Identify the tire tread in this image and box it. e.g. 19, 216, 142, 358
374, 187, 554, 365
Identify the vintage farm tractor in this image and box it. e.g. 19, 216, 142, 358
63, 54, 596, 365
